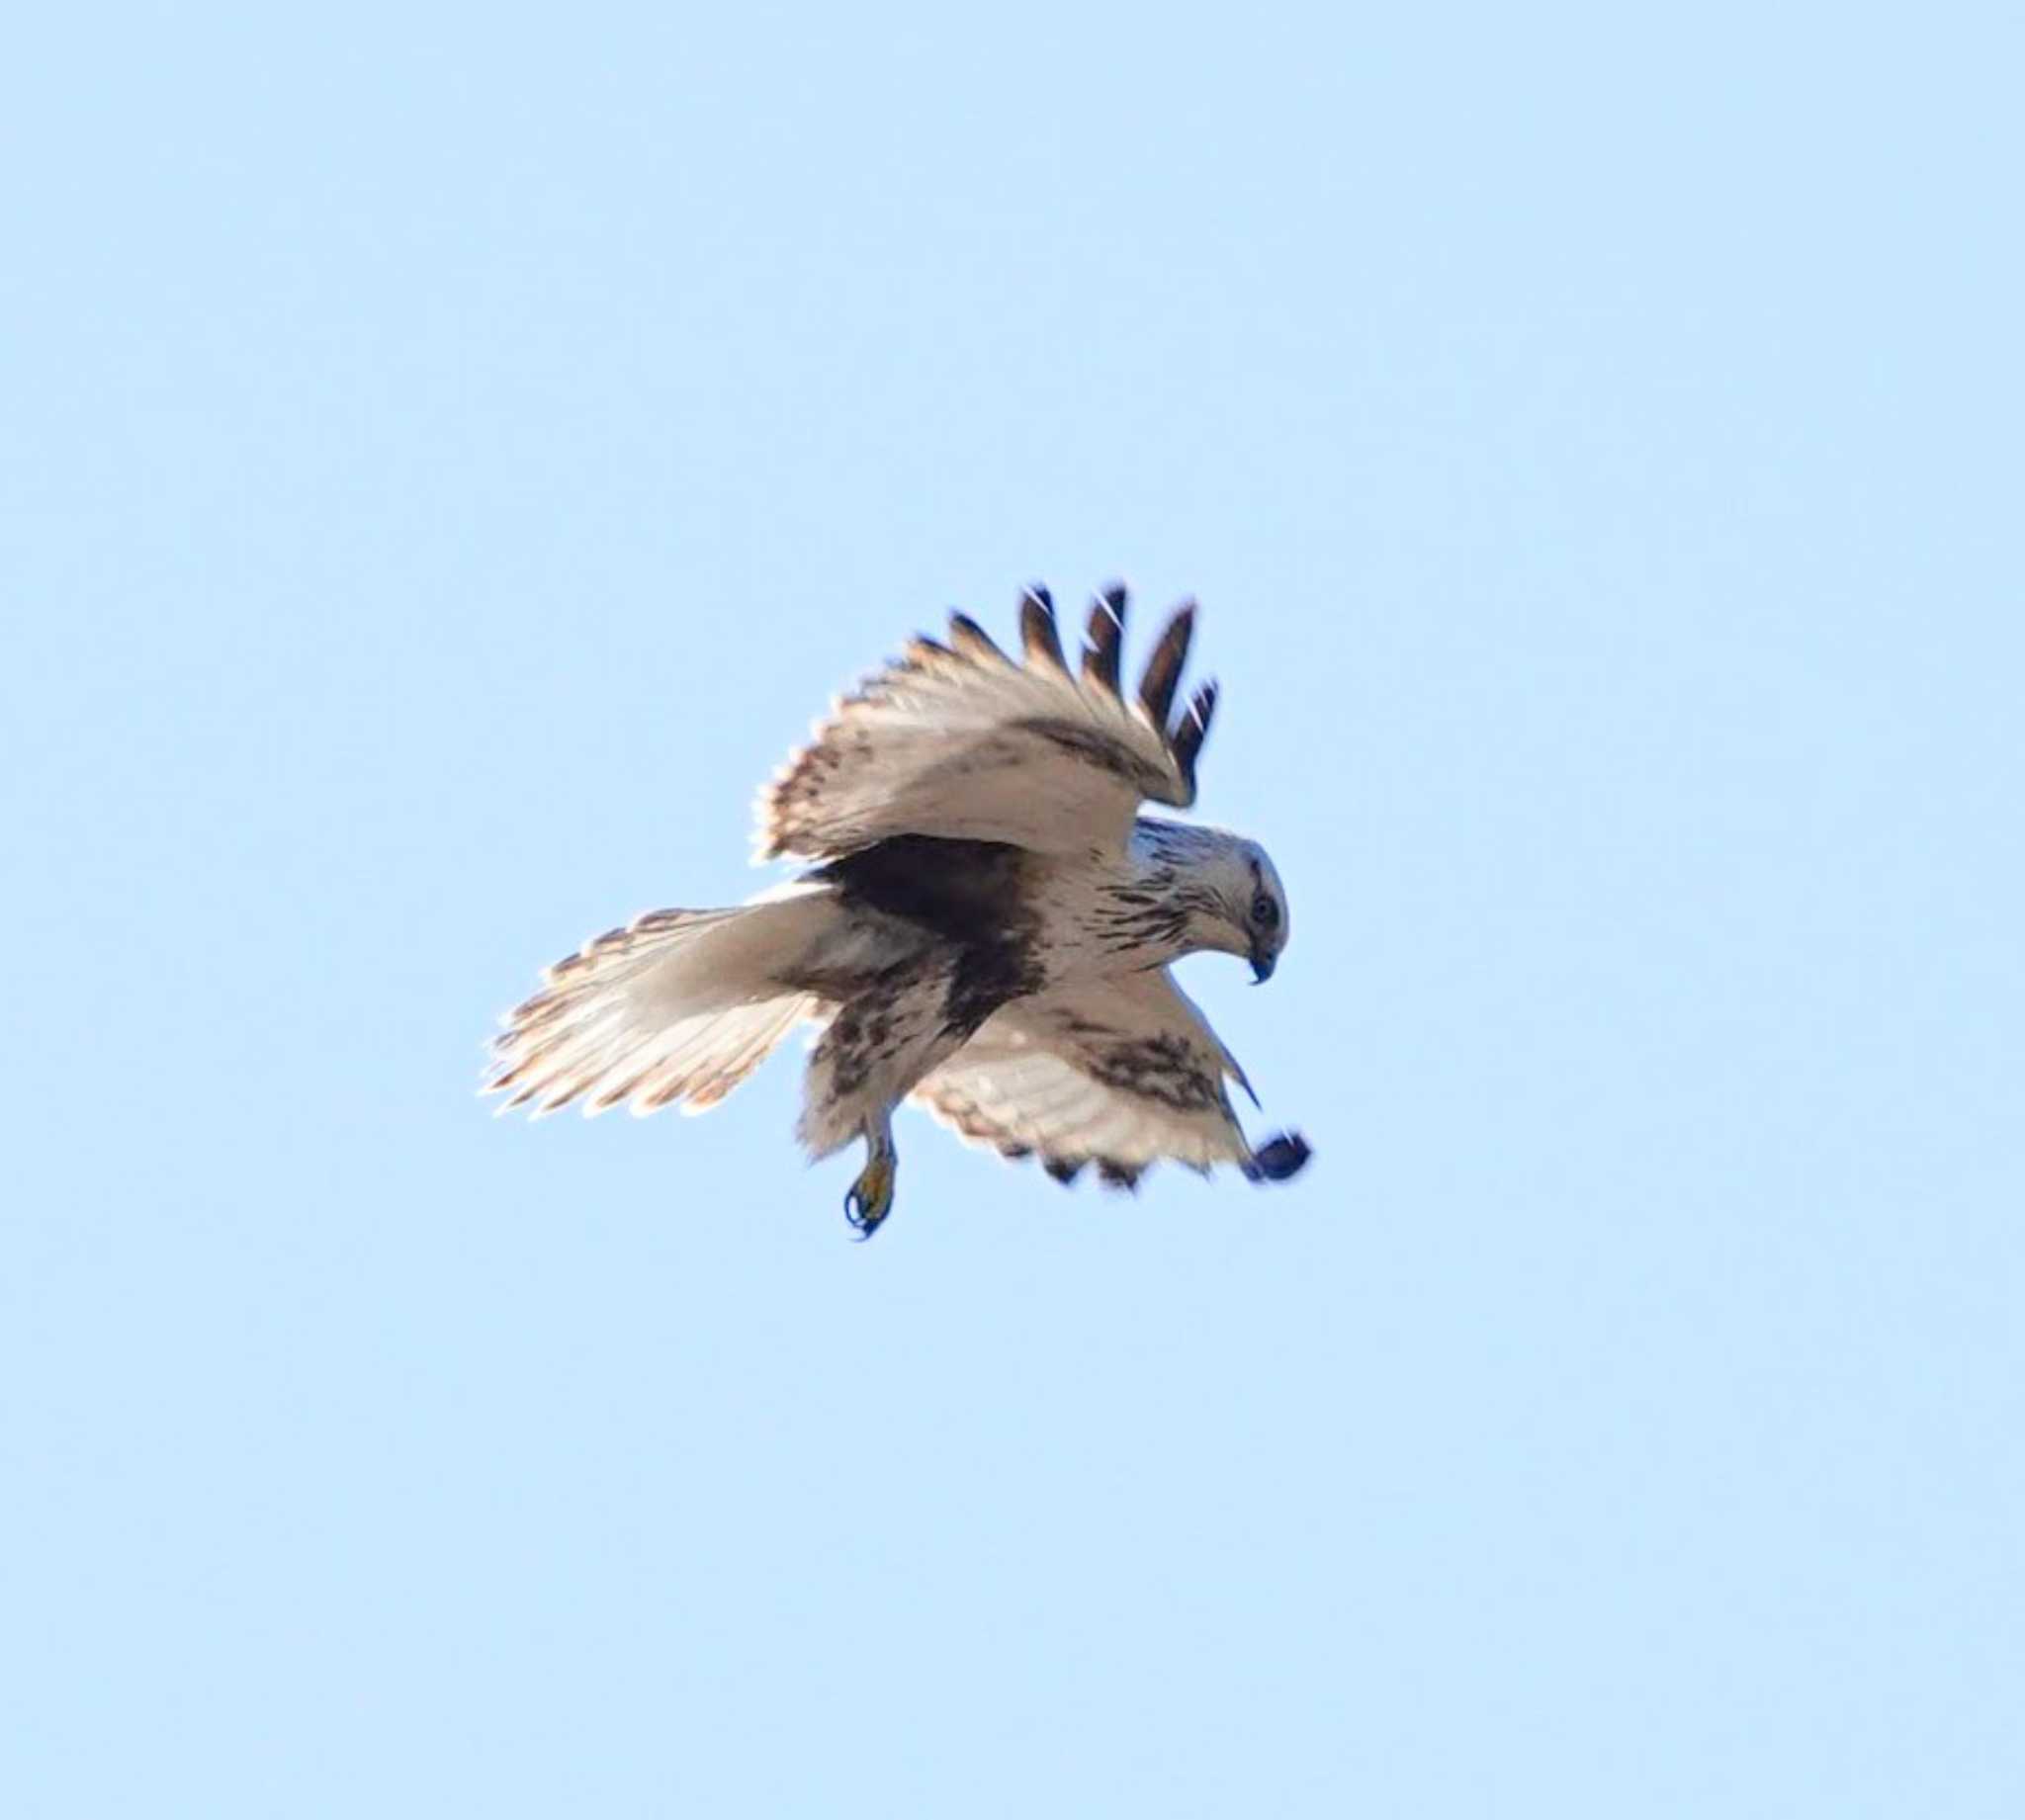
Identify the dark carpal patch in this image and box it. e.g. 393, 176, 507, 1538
1012, 718, 1170, 793
1086, 1033, 1224, 1113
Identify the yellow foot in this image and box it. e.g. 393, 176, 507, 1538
843, 1154, 896, 1241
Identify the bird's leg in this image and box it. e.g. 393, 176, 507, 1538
842, 1115, 899, 1240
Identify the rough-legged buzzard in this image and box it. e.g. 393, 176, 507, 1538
485, 585, 1311, 1237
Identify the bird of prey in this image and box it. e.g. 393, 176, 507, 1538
485, 584, 1311, 1238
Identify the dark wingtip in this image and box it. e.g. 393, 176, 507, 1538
901, 632, 953, 668
1019, 584, 1067, 670
1171, 678, 1218, 788
947, 612, 1006, 663
1082, 583, 1127, 699
1242, 1131, 1312, 1184
1044, 1157, 1085, 1185
1096, 1159, 1145, 1192
1137, 600, 1194, 730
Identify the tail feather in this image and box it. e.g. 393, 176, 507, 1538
485, 893, 828, 1119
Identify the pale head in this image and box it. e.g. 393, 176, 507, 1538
1134, 820, 1292, 982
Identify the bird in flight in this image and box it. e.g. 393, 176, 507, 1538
485, 584, 1311, 1238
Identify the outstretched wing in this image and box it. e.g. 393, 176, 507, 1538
911, 970, 1264, 1188
757, 584, 1218, 862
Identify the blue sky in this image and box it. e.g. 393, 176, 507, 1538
5, 5, 2020, 1815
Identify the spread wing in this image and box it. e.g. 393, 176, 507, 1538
757, 584, 1218, 862
910, 971, 1263, 1188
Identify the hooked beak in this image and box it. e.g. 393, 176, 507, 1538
1250, 947, 1277, 985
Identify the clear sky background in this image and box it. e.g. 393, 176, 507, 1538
4, 5, 2020, 1815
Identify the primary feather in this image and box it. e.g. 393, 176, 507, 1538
756, 587, 1217, 862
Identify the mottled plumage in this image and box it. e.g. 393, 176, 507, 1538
485, 584, 1310, 1238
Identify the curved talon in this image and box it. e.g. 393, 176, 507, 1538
842, 1153, 896, 1240
1242, 1130, 1312, 1183
842, 1184, 884, 1240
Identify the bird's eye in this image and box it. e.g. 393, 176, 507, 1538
1250, 893, 1279, 930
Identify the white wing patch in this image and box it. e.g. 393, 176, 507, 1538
757, 585, 1216, 863
911, 970, 1259, 1188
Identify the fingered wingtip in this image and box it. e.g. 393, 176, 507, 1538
1018, 582, 1068, 671
1081, 584, 1127, 699
1137, 601, 1195, 730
